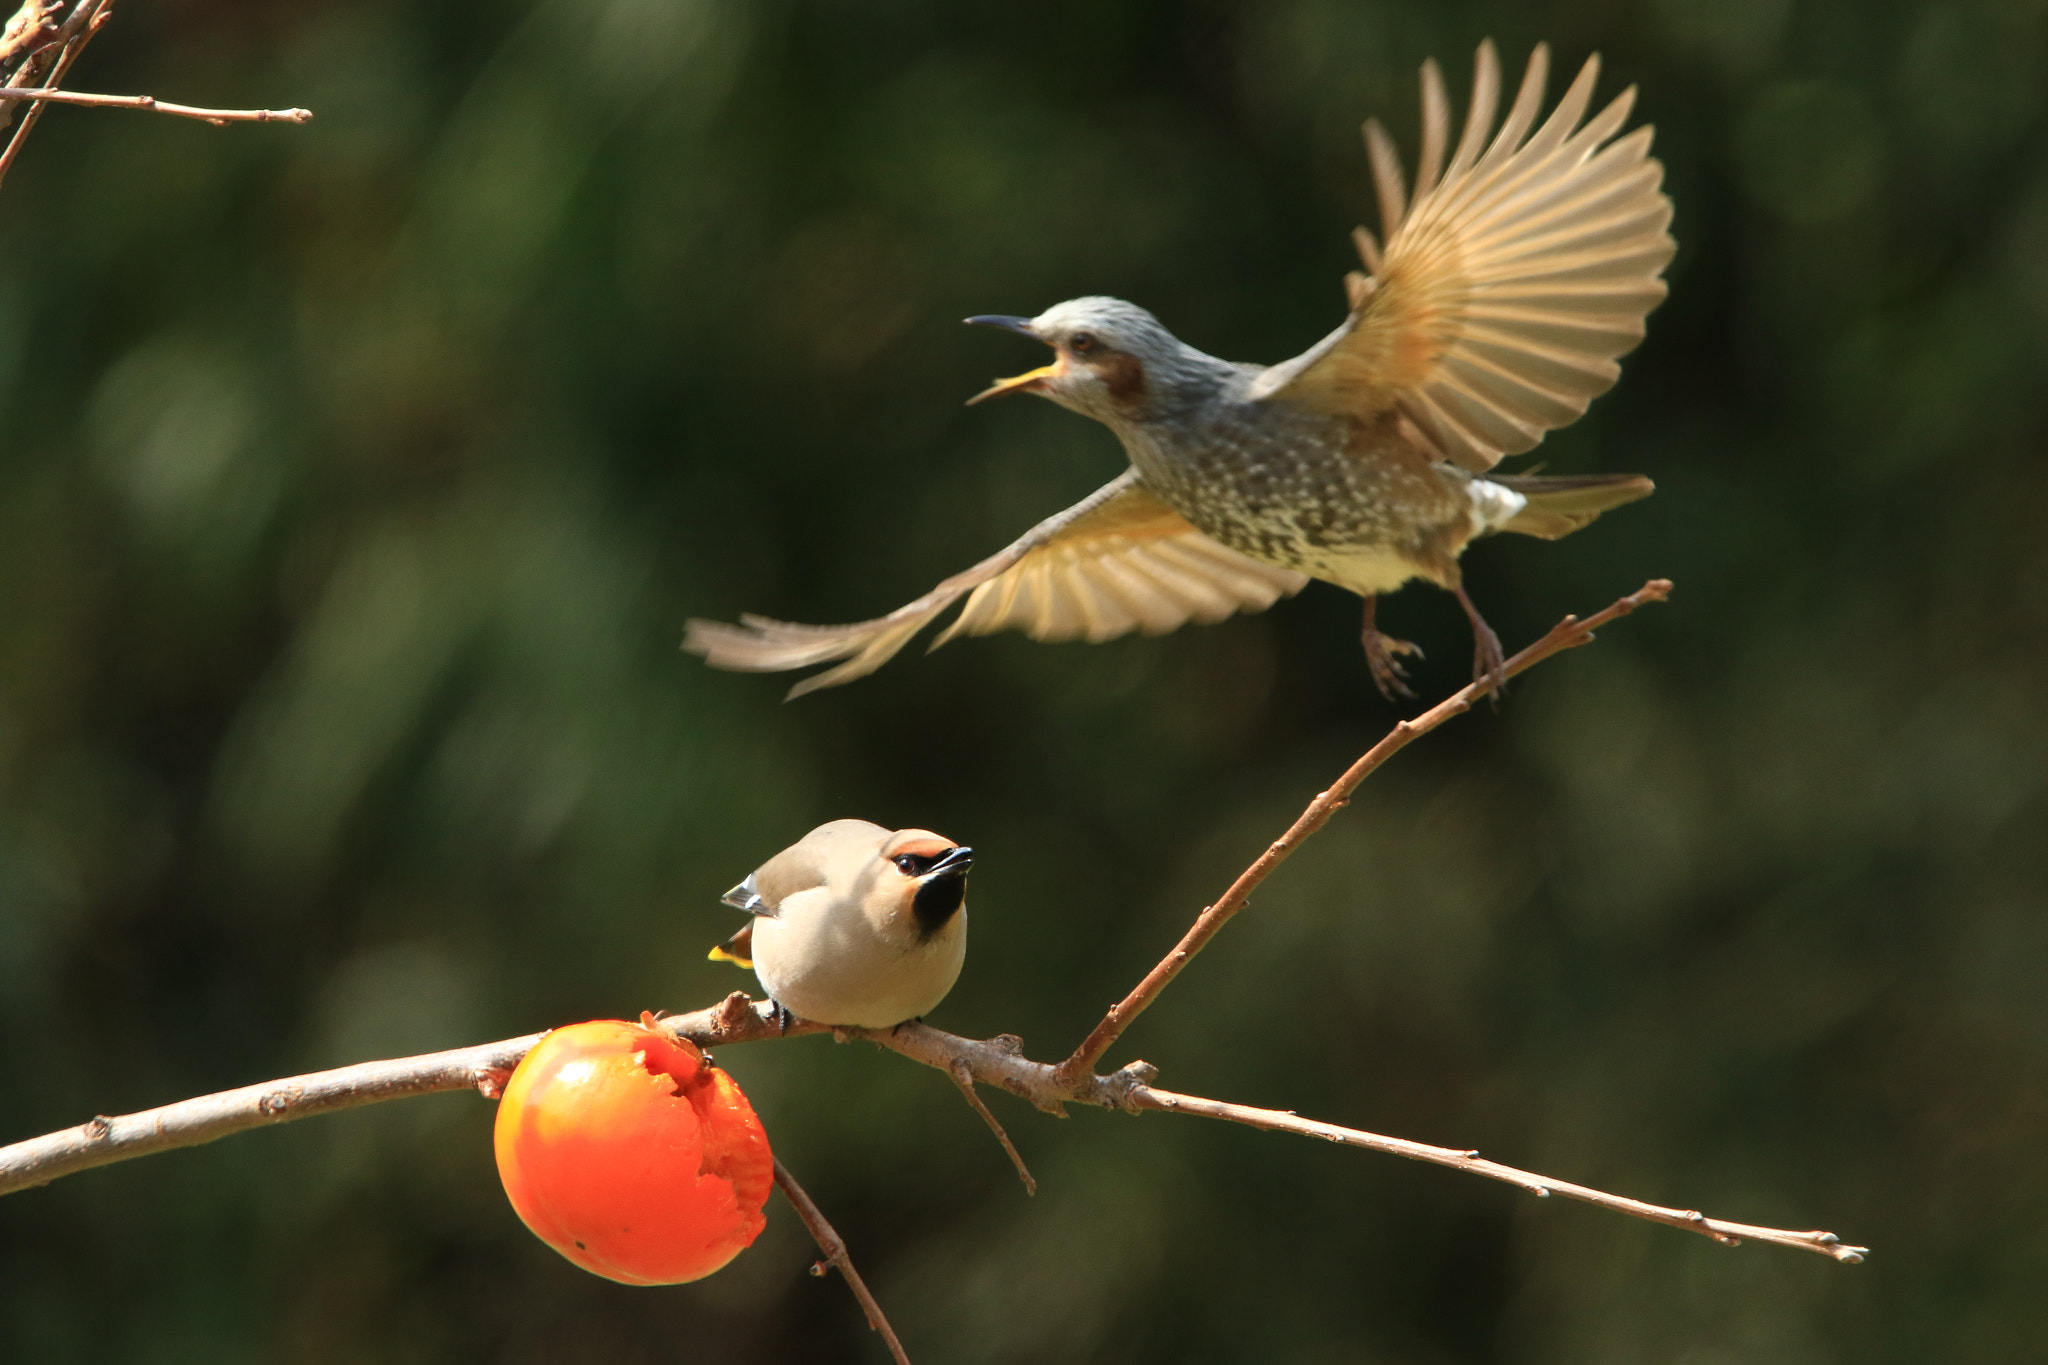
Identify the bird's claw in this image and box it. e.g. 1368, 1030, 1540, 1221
1362, 629, 1423, 702
1469, 621, 1508, 701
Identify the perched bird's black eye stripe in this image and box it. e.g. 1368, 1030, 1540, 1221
894, 852, 937, 876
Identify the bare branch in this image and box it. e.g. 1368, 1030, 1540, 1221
0, 85, 311, 124
0, 993, 1866, 1263
0, 1033, 545, 1195
1128, 1087, 1869, 1265
0, 581, 1863, 1266
949, 1057, 1036, 1195
0, 0, 113, 191
0, 1, 60, 68
1052, 577, 1675, 1087
773, 1158, 914, 1365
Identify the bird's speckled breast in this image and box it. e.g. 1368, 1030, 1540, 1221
1120, 396, 1474, 595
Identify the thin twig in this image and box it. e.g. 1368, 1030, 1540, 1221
948, 1057, 1036, 1195
1128, 1087, 1868, 1264
0, 86, 311, 124
1052, 578, 1674, 1087
773, 1158, 914, 1365
0, 0, 110, 191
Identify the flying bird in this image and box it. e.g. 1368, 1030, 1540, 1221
708, 819, 971, 1028
686, 41, 1673, 700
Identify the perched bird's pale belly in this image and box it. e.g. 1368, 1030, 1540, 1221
752, 906, 966, 1028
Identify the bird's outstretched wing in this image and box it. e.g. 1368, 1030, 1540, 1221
684, 471, 1308, 697
1251, 41, 1675, 472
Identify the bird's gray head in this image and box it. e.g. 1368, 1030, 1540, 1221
964, 297, 1225, 424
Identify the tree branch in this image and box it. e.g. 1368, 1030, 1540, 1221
0, 85, 311, 124
0, 1, 311, 195
0, 0, 112, 190
1128, 1087, 1867, 1263
0, 993, 1867, 1263
1052, 577, 1674, 1088
0, 577, 1866, 1273
0, 1, 60, 69
773, 1158, 914, 1365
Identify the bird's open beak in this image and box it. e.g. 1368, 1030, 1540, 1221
964, 315, 1059, 405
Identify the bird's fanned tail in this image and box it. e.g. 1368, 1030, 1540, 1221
1489, 471, 1655, 539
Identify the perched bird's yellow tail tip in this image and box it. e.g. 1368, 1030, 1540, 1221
707, 944, 754, 970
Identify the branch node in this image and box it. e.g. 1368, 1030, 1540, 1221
84, 1116, 111, 1141
989, 1033, 1024, 1056
774, 1159, 913, 1364
1105, 1060, 1160, 1112
712, 990, 755, 1036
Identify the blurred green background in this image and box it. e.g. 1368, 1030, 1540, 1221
4, 0, 2046, 1359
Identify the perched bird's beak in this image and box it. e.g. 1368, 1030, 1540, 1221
924, 845, 973, 876
965, 315, 1061, 405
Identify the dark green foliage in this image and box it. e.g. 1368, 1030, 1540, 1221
3, 0, 2046, 1359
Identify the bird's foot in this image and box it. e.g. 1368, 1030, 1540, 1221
1360, 595, 1422, 702
769, 1000, 793, 1035
1362, 628, 1423, 701
1453, 584, 1508, 701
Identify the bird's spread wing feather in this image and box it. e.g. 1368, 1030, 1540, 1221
683, 472, 1307, 697
1250, 41, 1675, 472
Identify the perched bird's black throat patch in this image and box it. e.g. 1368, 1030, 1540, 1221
911, 849, 971, 939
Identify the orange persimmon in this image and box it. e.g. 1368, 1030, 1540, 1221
493, 1019, 774, 1284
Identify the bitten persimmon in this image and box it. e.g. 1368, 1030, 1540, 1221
493, 1019, 774, 1285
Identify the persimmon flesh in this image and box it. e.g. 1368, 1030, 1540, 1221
494, 1019, 774, 1284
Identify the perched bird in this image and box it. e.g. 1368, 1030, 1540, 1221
686, 41, 1673, 700
708, 819, 972, 1028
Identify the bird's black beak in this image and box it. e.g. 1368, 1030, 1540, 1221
965, 318, 1060, 405
964, 315, 1038, 338
721, 874, 766, 915
926, 845, 973, 876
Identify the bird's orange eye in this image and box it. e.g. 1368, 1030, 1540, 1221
1069, 332, 1097, 354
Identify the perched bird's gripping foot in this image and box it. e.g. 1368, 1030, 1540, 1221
1360, 596, 1423, 702
1454, 584, 1508, 700
769, 1000, 794, 1035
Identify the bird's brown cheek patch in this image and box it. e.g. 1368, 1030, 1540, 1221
1090, 352, 1148, 408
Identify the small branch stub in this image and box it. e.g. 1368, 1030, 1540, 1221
773, 1159, 914, 1365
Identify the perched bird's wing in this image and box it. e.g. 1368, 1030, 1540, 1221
684, 471, 1307, 698
1251, 41, 1675, 472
